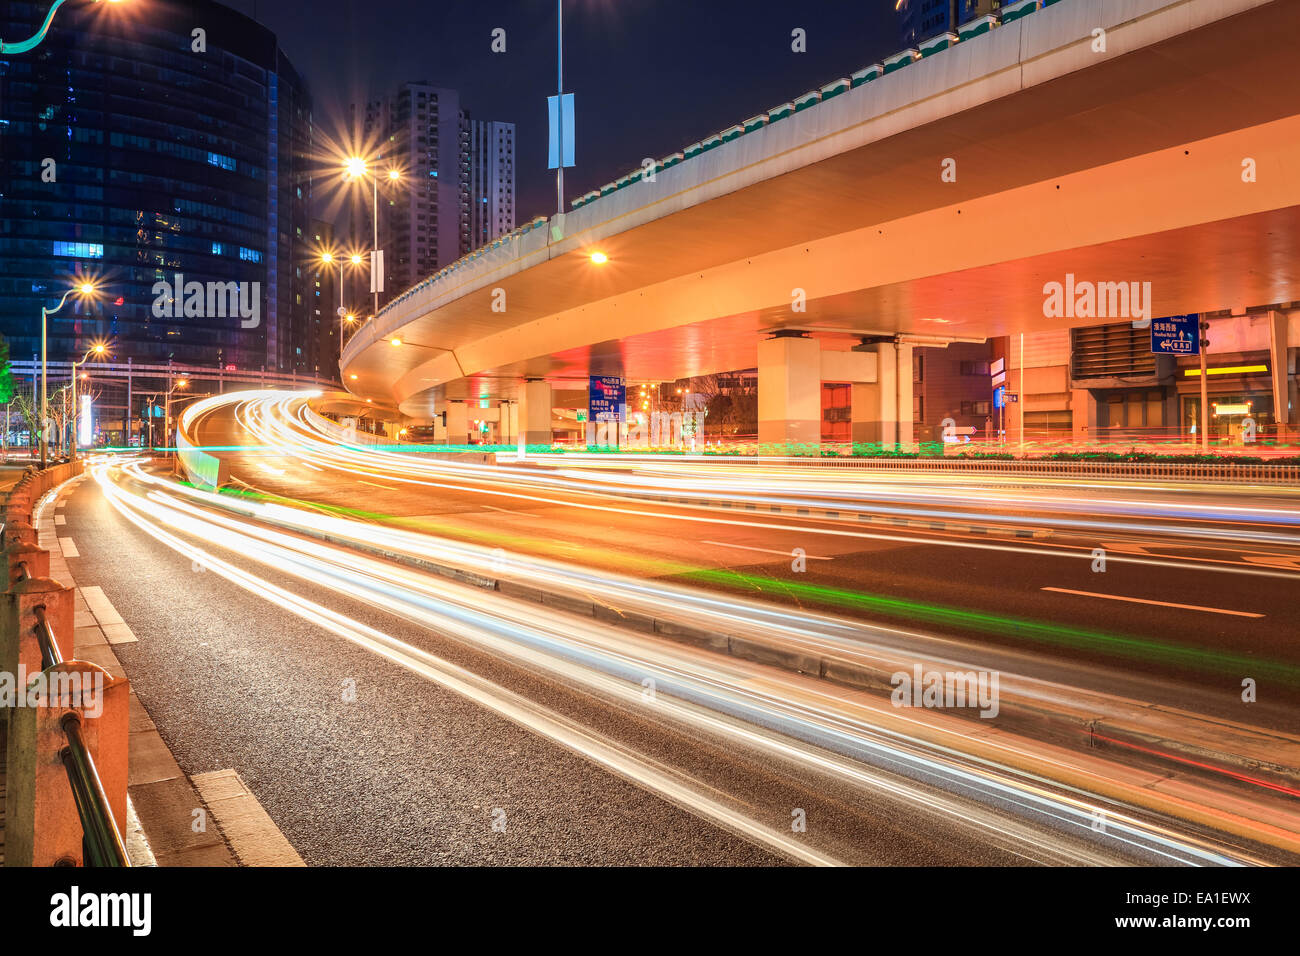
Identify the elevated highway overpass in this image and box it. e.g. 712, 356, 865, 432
340, 0, 1300, 445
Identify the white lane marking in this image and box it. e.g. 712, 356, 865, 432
58, 537, 80, 558
357, 479, 398, 492
299, 461, 324, 472
98, 472, 840, 867
1040, 587, 1264, 619
54, 514, 66, 526
701, 540, 832, 560
480, 504, 518, 514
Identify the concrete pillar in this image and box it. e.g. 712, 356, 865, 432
3, 577, 75, 692
1071, 389, 1101, 444
758, 335, 821, 449
852, 343, 897, 447
7, 663, 129, 867
1269, 310, 1291, 425
849, 342, 914, 449
896, 344, 914, 448
499, 401, 516, 443
444, 402, 469, 445
2, 541, 49, 589
517, 381, 553, 447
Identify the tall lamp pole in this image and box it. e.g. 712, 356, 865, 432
40, 283, 95, 469
70, 343, 107, 461
556, 0, 564, 214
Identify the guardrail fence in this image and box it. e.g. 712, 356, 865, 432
1, 461, 131, 866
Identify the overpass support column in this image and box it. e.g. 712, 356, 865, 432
499, 401, 517, 443
850, 341, 913, 449
758, 334, 821, 449
518, 381, 553, 448
1269, 310, 1293, 426
1072, 389, 1101, 444
444, 401, 468, 445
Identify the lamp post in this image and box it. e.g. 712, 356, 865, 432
343, 159, 401, 317
70, 343, 107, 460
556, 0, 565, 214
40, 283, 95, 469
320, 251, 362, 364
163, 379, 188, 456
0, 0, 124, 55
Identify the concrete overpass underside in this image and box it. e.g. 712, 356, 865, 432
339, 0, 1300, 442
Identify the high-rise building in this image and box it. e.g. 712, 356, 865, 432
360, 82, 514, 307
362, 83, 468, 305
469, 120, 516, 250
897, 0, 1002, 47
308, 220, 339, 378
0, 0, 316, 376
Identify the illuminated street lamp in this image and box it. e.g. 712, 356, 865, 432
70, 342, 108, 461
319, 249, 365, 364
0, 0, 126, 55
162, 378, 188, 456
342, 157, 402, 316
40, 283, 96, 468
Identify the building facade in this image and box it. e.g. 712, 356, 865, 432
361, 82, 515, 307
469, 119, 516, 250
0, 0, 316, 379
897, 0, 1002, 47
999, 310, 1298, 446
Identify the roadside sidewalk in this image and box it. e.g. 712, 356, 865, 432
36, 471, 302, 867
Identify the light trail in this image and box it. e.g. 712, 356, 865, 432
216, 392, 1300, 581
94, 458, 1294, 864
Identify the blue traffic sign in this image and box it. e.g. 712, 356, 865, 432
588, 375, 625, 422
1150, 313, 1199, 355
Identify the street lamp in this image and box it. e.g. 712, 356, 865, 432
40, 282, 96, 468
342, 158, 402, 316
319, 249, 365, 364
0, 0, 125, 55
162, 378, 188, 455
70, 342, 108, 461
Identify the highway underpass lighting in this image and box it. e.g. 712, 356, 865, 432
390, 338, 402, 347
589, 251, 609, 265
349, 374, 358, 380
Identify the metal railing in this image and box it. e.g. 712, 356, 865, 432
59, 715, 130, 868
10, 522, 130, 867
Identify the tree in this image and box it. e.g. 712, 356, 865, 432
0, 335, 15, 405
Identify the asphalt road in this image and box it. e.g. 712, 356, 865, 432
44, 392, 1300, 866
196, 399, 1300, 729
61, 468, 1107, 866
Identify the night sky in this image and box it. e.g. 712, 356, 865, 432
219, 0, 900, 225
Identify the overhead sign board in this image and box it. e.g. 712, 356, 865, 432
588, 375, 625, 422
1150, 313, 1199, 355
